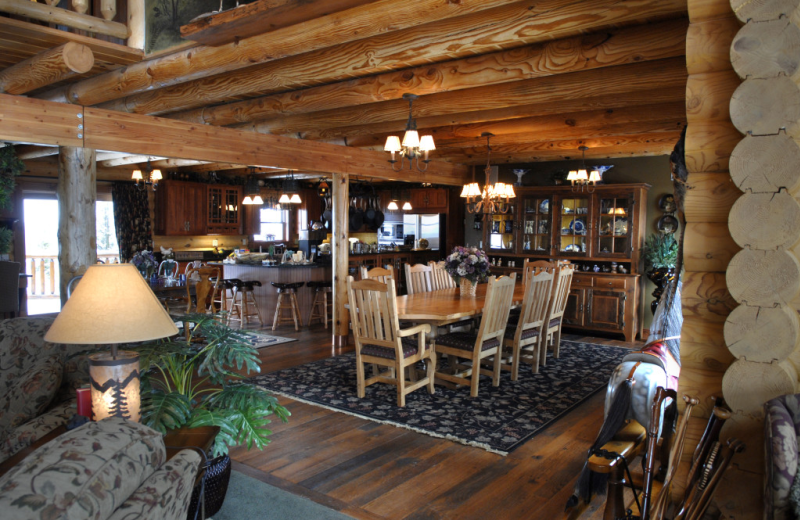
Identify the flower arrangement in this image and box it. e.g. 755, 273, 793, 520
444, 246, 491, 285
131, 250, 158, 278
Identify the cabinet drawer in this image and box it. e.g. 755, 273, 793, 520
597, 277, 627, 290
572, 274, 593, 287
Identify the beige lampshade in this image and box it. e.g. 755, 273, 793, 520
401, 129, 420, 148
402, 202, 412, 211
44, 263, 178, 344
131, 170, 143, 181
384, 135, 402, 152
419, 135, 435, 151
387, 201, 399, 210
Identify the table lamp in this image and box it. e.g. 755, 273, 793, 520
44, 264, 179, 422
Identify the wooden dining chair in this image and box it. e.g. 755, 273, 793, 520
428, 260, 456, 290
539, 265, 575, 367
522, 259, 557, 283
347, 276, 436, 407
360, 265, 394, 284
185, 266, 221, 314
434, 274, 517, 397
404, 263, 433, 295
500, 267, 555, 378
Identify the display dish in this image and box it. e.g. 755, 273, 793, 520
614, 218, 628, 235
539, 199, 549, 213
569, 219, 585, 234
657, 214, 679, 234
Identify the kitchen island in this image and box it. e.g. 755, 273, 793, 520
214, 263, 331, 326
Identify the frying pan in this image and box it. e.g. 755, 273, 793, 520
349, 197, 363, 232
323, 195, 332, 229
365, 191, 377, 225
373, 193, 385, 229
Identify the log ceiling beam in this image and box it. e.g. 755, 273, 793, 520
69, 0, 687, 117
180, 0, 381, 47
0, 93, 468, 184
21, 156, 132, 181
0, 43, 94, 95
169, 18, 688, 127
39, 0, 520, 107
243, 58, 688, 137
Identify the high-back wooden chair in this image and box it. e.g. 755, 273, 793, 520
185, 266, 221, 314
404, 263, 433, 295
540, 265, 574, 367
347, 276, 436, 407
434, 274, 517, 397
522, 259, 557, 284
360, 265, 394, 284
158, 259, 179, 279
500, 268, 555, 379
428, 260, 456, 290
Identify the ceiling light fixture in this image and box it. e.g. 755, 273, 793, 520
384, 93, 435, 172
567, 146, 602, 193
131, 160, 162, 191
278, 170, 302, 204
242, 167, 263, 205
461, 133, 516, 214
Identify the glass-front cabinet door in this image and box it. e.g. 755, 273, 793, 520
521, 196, 552, 256
556, 195, 590, 256
597, 195, 632, 257
487, 207, 516, 253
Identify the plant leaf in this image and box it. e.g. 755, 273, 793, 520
141, 390, 191, 433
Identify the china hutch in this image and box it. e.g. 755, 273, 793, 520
482, 183, 649, 342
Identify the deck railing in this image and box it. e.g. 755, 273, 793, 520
26, 254, 120, 299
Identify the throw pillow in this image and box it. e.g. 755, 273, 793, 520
0, 353, 63, 434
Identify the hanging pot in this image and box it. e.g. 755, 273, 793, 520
373, 194, 385, 230
349, 197, 363, 232
365, 192, 377, 225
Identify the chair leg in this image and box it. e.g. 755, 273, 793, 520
306, 291, 319, 327
272, 293, 283, 331
540, 330, 552, 368
552, 326, 562, 358
470, 353, 481, 397
397, 361, 406, 407
356, 353, 366, 398
510, 342, 521, 381
290, 292, 299, 331
492, 348, 502, 387
323, 291, 329, 329
531, 338, 541, 374
427, 353, 436, 395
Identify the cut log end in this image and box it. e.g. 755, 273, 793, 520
726, 249, 800, 306
722, 358, 797, 415
730, 133, 800, 193
724, 304, 800, 362
729, 191, 800, 250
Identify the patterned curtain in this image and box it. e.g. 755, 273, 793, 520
111, 182, 152, 262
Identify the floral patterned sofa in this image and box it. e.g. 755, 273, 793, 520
0, 417, 201, 520
0, 317, 95, 464
765, 393, 800, 520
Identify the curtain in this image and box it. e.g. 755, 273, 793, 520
111, 182, 152, 262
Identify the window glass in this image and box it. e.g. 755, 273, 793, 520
254, 208, 287, 241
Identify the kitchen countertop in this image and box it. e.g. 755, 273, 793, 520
209, 262, 326, 268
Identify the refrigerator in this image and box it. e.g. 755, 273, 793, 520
403, 214, 440, 250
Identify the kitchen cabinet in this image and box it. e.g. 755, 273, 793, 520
207, 185, 242, 235
408, 188, 448, 213
155, 180, 207, 236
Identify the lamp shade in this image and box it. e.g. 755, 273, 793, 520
419, 135, 436, 151
289, 193, 302, 204
278, 194, 290, 204
402, 202, 412, 210
150, 169, 162, 181
387, 201, 399, 210
576, 169, 588, 181
45, 264, 178, 344
402, 129, 420, 148
131, 170, 143, 181
588, 170, 602, 183
242, 196, 254, 205
252, 195, 264, 205
566, 170, 578, 182
384, 135, 402, 152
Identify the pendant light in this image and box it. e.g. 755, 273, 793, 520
242, 167, 263, 205
384, 94, 435, 172
279, 170, 302, 204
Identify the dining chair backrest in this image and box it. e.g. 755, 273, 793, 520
360, 265, 394, 284
516, 268, 555, 337
186, 266, 221, 313
184, 260, 205, 279
522, 259, 556, 286
404, 263, 433, 295
547, 265, 575, 324
428, 260, 456, 290
347, 275, 401, 351
158, 259, 179, 278
474, 273, 517, 343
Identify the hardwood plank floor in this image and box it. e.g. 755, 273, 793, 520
230, 321, 642, 519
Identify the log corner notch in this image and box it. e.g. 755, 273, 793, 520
0, 43, 94, 96
0, 92, 469, 185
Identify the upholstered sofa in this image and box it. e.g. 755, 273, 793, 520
0, 317, 95, 464
0, 417, 201, 520
765, 393, 800, 520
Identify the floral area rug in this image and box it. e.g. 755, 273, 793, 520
248, 340, 627, 455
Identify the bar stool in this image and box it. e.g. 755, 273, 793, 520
306, 281, 333, 329
213, 279, 240, 322
271, 282, 304, 331
229, 280, 263, 326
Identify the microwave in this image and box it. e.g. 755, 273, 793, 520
380, 223, 403, 240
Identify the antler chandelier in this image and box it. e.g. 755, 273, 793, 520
461, 133, 516, 214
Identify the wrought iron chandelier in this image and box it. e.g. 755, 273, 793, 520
384, 93, 435, 172
460, 133, 516, 214
568, 146, 602, 193
131, 160, 162, 191
278, 170, 302, 204
242, 167, 263, 205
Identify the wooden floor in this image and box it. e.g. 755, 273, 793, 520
229, 320, 642, 520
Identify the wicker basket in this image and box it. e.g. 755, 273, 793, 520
186, 454, 231, 519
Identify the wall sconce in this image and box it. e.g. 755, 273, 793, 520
43, 264, 179, 422
568, 146, 602, 193
384, 93, 435, 172
132, 160, 162, 191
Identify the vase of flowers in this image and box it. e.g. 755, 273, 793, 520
131, 250, 158, 280
444, 246, 491, 297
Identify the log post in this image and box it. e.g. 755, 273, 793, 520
0, 43, 94, 95
332, 171, 349, 346
127, 0, 144, 50
57, 146, 96, 306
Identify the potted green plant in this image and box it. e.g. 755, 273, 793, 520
0, 227, 13, 260
132, 314, 290, 516
0, 144, 24, 211
643, 233, 678, 314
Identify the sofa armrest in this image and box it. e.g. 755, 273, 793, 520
0, 399, 75, 464
765, 394, 800, 520
107, 449, 201, 520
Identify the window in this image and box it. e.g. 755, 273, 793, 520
96, 200, 119, 262
254, 208, 287, 241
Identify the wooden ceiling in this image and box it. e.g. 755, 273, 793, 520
3, 0, 689, 182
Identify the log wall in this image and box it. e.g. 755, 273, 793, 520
679, 0, 800, 517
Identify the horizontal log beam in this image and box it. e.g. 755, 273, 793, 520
42, 0, 520, 107
171, 18, 688, 127
87, 0, 688, 116
0, 42, 94, 95
0, 93, 468, 184
248, 58, 688, 138
21, 156, 131, 181
180, 0, 380, 46
0, 0, 129, 39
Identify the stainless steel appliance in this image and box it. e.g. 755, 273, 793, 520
378, 221, 403, 245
